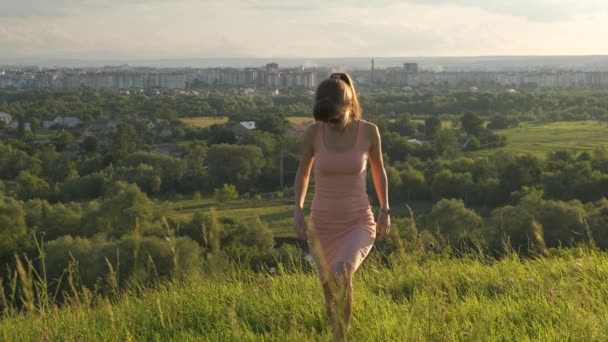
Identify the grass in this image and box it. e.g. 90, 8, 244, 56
2, 248, 607, 341
180, 117, 229, 128
470, 120, 608, 157
287, 117, 314, 126
31, 129, 59, 140
163, 194, 431, 238
179, 116, 313, 129
165, 196, 298, 238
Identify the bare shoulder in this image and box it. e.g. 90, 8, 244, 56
304, 121, 319, 139
305, 121, 319, 133
302, 121, 319, 146
360, 120, 380, 140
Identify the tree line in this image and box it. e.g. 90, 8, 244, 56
2, 89, 608, 125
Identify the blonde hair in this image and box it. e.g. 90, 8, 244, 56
313, 72, 361, 122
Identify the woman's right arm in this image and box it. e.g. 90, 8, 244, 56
293, 123, 316, 239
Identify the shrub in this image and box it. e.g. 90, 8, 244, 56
214, 183, 238, 203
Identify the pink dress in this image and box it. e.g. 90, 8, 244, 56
309, 120, 376, 282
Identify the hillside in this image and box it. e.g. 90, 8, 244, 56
1, 250, 606, 341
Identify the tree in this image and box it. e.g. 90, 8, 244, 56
30, 117, 41, 132
434, 129, 461, 159
427, 198, 484, 248
16, 114, 25, 137
535, 199, 587, 247
0, 195, 28, 263
55, 131, 73, 151
424, 117, 442, 138
399, 164, 428, 201
385, 166, 403, 203
383, 132, 411, 163
207, 144, 265, 190
205, 124, 236, 145
487, 114, 514, 130
122, 152, 186, 193
221, 217, 275, 265
489, 205, 545, 255
110, 124, 138, 161
183, 144, 208, 192
35, 202, 81, 240
499, 155, 543, 200
60, 172, 108, 201
391, 115, 417, 136
0, 143, 41, 179
82, 135, 99, 155
461, 112, 484, 137
48, 155, 78, 183
430, 169, 473, 202
214, 183, 239, 203
16, 171, 50, 200
256, 115, 289, 137
43, 236, 97, 289
463, 136, 481, 151
587, 198, 608, 249
82, 182, 156, 238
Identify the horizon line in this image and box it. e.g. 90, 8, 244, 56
3, 54, 608, 61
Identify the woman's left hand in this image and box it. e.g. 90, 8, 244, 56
376, 210, 391, 241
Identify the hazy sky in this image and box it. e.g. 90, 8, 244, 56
1, 0, 607, 59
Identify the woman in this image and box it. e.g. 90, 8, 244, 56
293, 72, 391, 339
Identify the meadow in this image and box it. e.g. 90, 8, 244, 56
286, 116, 314, 126
163, 193, 433, 239
165, 195, 297, 237
179, 116, 312, 128
470, 120, 608, 157
1, 247, 607, 341
179, 117, 229, 128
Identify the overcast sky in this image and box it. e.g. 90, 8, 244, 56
1, 0, 607, 59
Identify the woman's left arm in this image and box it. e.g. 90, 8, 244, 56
368, 123, 391, 240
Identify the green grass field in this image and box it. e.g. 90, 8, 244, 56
409, 119, 455, 129
164, 195, 432, 238
166, 196, 297, 237
471, 120, 608, 157
180, 116, 312, 128
2, 249, 606, 341
287, 116, 314, 126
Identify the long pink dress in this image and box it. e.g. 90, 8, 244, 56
309, 120, 376, 282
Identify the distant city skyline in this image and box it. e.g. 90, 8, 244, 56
1, 0, 608, 61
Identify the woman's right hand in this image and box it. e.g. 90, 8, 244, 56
294, 207, 308, 240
